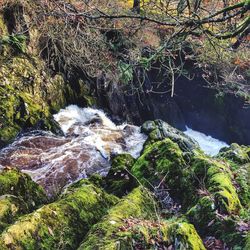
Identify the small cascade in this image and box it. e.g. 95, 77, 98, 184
184, 126, 229, 156
0, 105, 146, 196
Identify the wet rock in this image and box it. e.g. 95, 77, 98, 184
142, 120, 199, 152
0, 180, 118, 250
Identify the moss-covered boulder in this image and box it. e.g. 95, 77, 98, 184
131, 138, 195, 206
218, 143, 250, 164
0, 195, 28, 233
79, 187, 205, 249
78, 187, 156, 249
0, 168, 47, 209
0, 180, 118, 250
190, 156, 242, 214
186, 156, 246, 247
105, 154, 136, 197
142, 120, 198, 152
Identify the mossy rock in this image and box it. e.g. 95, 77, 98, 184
78, 187, 156, 249
79, 187, 205, 249
191, 156, 242, 214
142, 120, 198, 152
245, 232, 250, 250
0, 168, 47, 210
131, 138, 195, 206
186, 156, 246, 248
0, 55, 67, 144
231, 162, 250, 208
0, 195, 29, 233
218, 143, 250, 164
168, 221, 205, 250
105, 154, 136, 197
0, 181, 118, 250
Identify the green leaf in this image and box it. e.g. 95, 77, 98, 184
0, 34, 27, 53
118, 61, 133, 84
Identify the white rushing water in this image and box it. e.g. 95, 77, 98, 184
0, 105, 147, 195
184, 126, 229, 156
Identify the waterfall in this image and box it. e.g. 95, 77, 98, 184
0, 105, 146, 196
184, 126, 229, 156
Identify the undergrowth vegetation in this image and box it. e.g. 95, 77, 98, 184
0, 0, 249, 98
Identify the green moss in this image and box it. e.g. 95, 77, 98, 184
186, 156, 246, 247
245, 232, 250, 250
78, 187, 156, 249
79, 80, 96, 107
131, 139, 195, 206
0, 181, 118, 250
218, 143, 250, 164
0, 195, 28, 233
105, 154, 136, 197
186, 196, 216, 232
0, 55, 66, 143
191, 156, 242, 214
168, 221, 205, 250
0, 168, 47, 210
79, 187, 205, 249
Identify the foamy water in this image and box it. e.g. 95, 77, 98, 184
184, 126, 229, 156
0, 105, 146, 195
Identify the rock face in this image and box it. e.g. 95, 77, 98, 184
0, 11, 94, 146
97, 67, 250, 145
173, 75, 250, 145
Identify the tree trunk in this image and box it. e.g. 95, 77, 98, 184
133, 0, 140, 14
